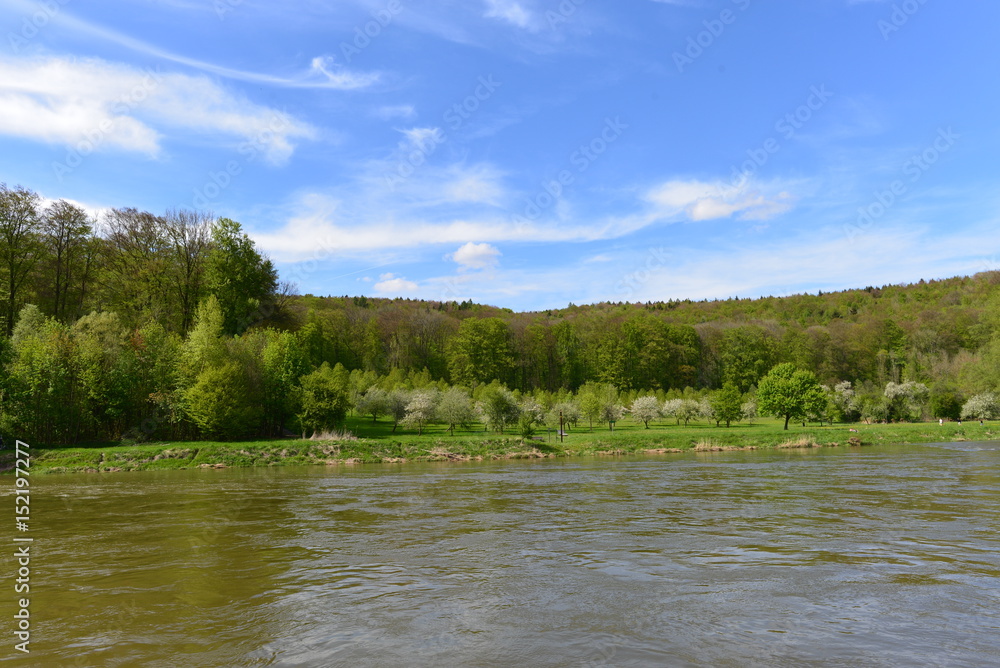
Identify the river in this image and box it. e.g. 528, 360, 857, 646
6, 442, 1000, 666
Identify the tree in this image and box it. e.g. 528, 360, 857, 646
205, 218, 278, 335
961, 393, 1000, 420
447, 317, 515, 387
437, 387, 475, 435
403, 391, 437, 435
883, 381, 929, 422
297, 363, 351, 435
757, 363, 827, 430
260, 330, 309, 435
184, 363, 262, 440
386, 389, 409, 433
163, 209, 211, 332
2, 305, 80, 444
73, 311, 142, 439
478, 385, 521, 434
710, 383, 743, 427
675, 399, 702, 426
930, 388, 963, 421
98, 208, 173, 328
38, 200, 93, 322
578, 388, 603, 431
662, 398, 684, 425
0, 184, 43, 336
180, 296, 227, 383
630, 396, 661, 428
720, 325, 778, 392
356, 387, 389, 424
831, 381, 861, 422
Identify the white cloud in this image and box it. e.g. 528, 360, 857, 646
484, 0, 535, 29
4, 0, 380, 90
374, 104, 417, 121
645, 179, 794, 222
374, 273, 419, 294
451, 242, 502, 270
398, 126, 446, 152
0, 55, 316, 163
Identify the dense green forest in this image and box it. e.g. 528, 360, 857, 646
3, 183, 1000, 444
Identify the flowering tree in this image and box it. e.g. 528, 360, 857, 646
961, 393, 1000, 420
630, 396, 661, 428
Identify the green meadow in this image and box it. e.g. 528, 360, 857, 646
7, 416, 996, 475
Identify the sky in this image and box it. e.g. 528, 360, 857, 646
1, 0, 999, 311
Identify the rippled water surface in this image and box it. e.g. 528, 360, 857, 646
8, 443, 1000, 666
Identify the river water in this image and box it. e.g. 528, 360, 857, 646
6, 443, 1000, 667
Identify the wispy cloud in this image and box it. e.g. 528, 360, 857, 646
4, 0, 380, 90
483, 0, 536, 30
645, 179, 795, 222
0, 55, 316, 163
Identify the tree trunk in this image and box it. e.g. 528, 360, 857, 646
783, 415, 790, 430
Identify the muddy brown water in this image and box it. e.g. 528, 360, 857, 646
5, 442, 1000, 666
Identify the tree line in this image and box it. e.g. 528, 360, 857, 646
3, 184, 1000, 443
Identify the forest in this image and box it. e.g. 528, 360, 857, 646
3, 183, 1000, 445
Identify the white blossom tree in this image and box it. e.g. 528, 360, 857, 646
630, 396, 661, 428
402, 391, 437, 435
961, 393, 1000, 420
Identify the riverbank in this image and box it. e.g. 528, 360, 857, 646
3, 419, 997, 474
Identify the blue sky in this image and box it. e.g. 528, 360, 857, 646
2, 0, 999, 311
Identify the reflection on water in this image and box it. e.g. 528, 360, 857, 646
8, 443, 1000, 667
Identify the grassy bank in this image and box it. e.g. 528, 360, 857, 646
3, 416, 998, 475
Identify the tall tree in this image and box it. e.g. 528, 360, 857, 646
204, 218, 278, 335
0, 184, 43, 335
39, 200, 93, 322
99, 208, 172, 327
163, 209, 211, 333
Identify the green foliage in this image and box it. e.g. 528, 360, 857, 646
297, 362, 351, 434
10, 182, 1000, 444
204, 218, 278, 335
710, 383, 744, 428
478, 384, 520, 434
447, 317, 514, 387
757, 363, 827, 430
720, 325, 778, 392
930, 388, 963, 421
183, 363, 262, 440
436, 386, 476, 434
0, 184, 43, 336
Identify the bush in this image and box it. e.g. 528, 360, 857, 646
184, 363, 262, 440
297, 363, 351, 435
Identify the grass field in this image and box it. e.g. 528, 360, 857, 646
3, 414, 997, 475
